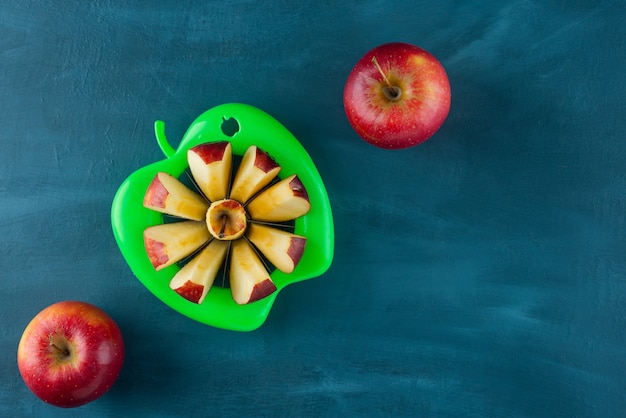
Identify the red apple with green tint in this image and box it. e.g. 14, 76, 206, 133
344, 42, 451, 149
17, 301, 124, 408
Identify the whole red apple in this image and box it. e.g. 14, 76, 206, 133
17, 301, 124, 408
343, 42, 451, 149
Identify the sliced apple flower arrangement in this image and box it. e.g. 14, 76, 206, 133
112, 104, 334, 331
143, 142, 310, 305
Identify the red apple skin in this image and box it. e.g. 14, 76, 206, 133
144, 235, 169, 269
174, 281, 205, 303
249, 280, 278, 304
287, 237, 307, 266
17, 301, 124, 408
343, 42, 451, 149
253, 147, 280, 172
190, 142, 229, 164
289, 176, 309, 201
143, 175, 168, 209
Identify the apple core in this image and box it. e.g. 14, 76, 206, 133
206, 199, 247, 240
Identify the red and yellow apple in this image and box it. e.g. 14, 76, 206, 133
17, 301, 124, 408
343, 42, 451, 149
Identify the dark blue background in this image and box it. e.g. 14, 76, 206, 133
2, 1, 625, 416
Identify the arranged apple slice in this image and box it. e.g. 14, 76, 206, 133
142, 141, 313, 308
229, 239, 277, 305
229, 145, 281, 204
143, 172, 209, 221
246, 174, 311, 222
187, 142, 232, 202
169, 239, 229, 304
143, 220, 210, 270
247, 223, 306, 273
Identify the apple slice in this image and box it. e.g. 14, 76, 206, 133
229, 239, 277, 305
169, 239, 229, 304
187, 142, 232, 202
247, 223, 306, 273
143, 221, 210, 270
143, 172, 209, 221
246, 174, 310, 222
229, 145, 281, 204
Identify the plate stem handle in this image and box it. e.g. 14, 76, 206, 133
154, 120, 177, 158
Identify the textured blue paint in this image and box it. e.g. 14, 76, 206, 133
1, 1, 625, 417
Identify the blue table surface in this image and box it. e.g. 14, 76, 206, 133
1, 1, 625, 417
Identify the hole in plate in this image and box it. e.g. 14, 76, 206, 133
221, 117, 239, 137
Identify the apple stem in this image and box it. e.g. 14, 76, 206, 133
218, 214, 228, 239
371, 56, 401, 101
49, 334, 70, 357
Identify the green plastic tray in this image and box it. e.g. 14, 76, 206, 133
111, 103, 334, 331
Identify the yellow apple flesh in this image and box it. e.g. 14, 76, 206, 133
169, 239, 229, 304
187, 142, 232, 202
143, 172, 209, 221
229, 239, 277, 304
143, 220, 210, 270
247, 223, 306, 273
229, 145, 281, 204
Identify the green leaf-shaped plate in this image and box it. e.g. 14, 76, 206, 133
111, 103, 334, 331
